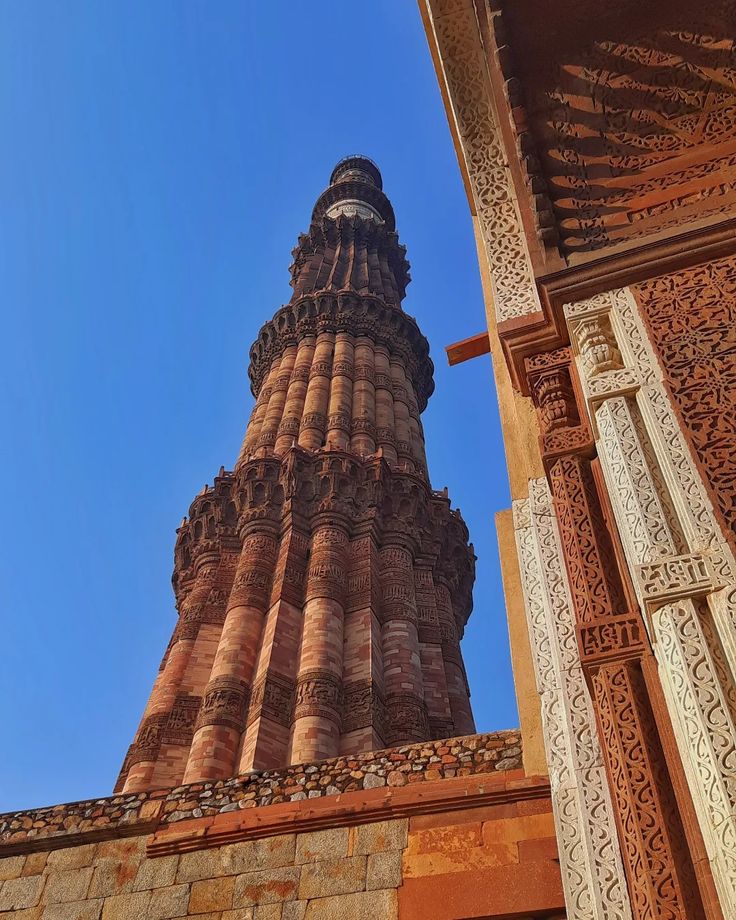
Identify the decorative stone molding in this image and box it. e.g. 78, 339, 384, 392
514, 481, 632, 920
423, 0, 540, 323
565, 285, 736, 916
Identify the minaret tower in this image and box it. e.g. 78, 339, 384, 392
117, 157, 476, 793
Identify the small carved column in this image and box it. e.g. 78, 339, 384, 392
299, 331, 334, 451
325, 332, 354, 451
257, 344, 298, 452
407, 388, 428, 476
183, 530, 278, 783
289, 520, 349, 763
435, 578, 474, 735
350, 336, 377, 456
380, 542, 428, 744
275, 337, 316, 454
374, 346, 398, 465
414, 562, 453, 739
341, 531, 385, 753
390, 358, 415, 472
239, 356, 281, 463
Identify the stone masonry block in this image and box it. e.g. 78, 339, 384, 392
0, 875, 45, 911
298, 856, 366, 899
221, 909, 255, 920
147, 883, 189, 920
221, 835, 295, 874
189, 875, 235, 913
0, 856, 25, 881
46, 845, 97, 871
88, 859, 138, 898
282, 901, 307, 920
23, 854, 49, 877
366, 852, 402, 890
41, 900, 103, 920
131, 855, 178, 891
295, 828, 349, 864
353, 819, 408, 855
176, 848, 225, 883
233, 866, 299, 907
100, 890, 151, 920
42, 867, 94, 904
304, 888, 397, 920
254, 905, 282, 920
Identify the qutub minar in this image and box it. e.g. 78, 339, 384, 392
116, 156, 476, 793
3, 4, 736, 919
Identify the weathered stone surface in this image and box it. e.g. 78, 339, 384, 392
46, 845, 96, 871
42, 867, 93, 904
366, 852, 402, 890
353, 820, 407, 855
298, 856, 366, 899
304, 888, 397, 919
88, 858, 138, 897
221, 835, 295, 874
295, 829, 349, 865
131, 854, 178, 891
147, 883, 189, 920
0, 875, 45, 910
41, 900, 103, 920
0, 856, 24, 881
176, 848, 225, 883
282, 901, 307, 920
100, 890, 151, 920
189, 875, 235, 912
233, 867, 299, 906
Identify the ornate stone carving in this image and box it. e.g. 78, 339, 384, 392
293, 670, 342, 724
634, 256, 736, 554
195, 677, 251, 732
424, 0, 540, 323
514, 481, 633, 920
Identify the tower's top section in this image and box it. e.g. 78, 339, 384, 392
287, 156, 410, 307
312, 154, 396, 229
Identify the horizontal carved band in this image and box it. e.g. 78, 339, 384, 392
384, 693, 429, 744
248, 672, 295, 728
293, 670, 342, 724
636, 553, 716, 610
342, 679, 386, 736
195, 677, 251, 732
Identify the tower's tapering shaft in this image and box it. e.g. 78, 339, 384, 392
117, 158, 475, 794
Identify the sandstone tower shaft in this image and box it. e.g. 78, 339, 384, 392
117, 157, 475, 793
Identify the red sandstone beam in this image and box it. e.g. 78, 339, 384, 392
445, 331, 490, 366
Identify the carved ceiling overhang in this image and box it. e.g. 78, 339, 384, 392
421, 0, 736, 332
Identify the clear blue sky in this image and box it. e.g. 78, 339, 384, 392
0, 1, 514, 811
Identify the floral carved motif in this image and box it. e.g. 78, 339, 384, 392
634, 256, 736, 555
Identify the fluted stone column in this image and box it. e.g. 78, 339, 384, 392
436, 579, 474, 735
380, 543, 427, 745
275, 336, 315, 454
350, 336, 377, 456
390, 358, 415, 471
290, 521, 350, 763
299, 331, 334, 451
258, 344, 297, 452
325, 332, 354, 451
183, 530, 278, 782
374, 345, 398, 465
239, 356, 281, 462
